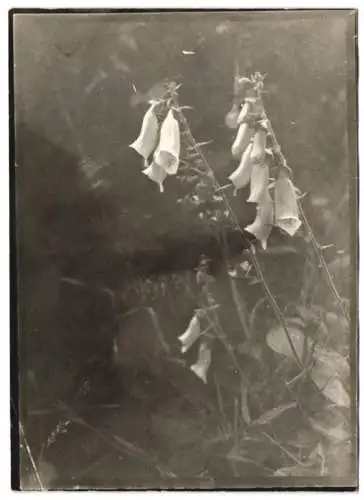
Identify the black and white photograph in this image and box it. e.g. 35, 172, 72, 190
11, 9, 358, 490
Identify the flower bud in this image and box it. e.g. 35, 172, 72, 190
129, 102, 159, 160
153, 109, 180, 175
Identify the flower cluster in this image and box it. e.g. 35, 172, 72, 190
225, 74, 302, 248
129, 100, 181, 192
177, 256, 219, 384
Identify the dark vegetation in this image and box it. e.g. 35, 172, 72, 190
13, 11, 356, 489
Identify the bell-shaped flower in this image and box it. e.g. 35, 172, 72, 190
247, 162, 269, 203
250, 128, 267, 164
228, 143, 253, 196
245, 188, 274, 250
231, 123, 254, 159
237, 100, 252, 125
190, 341, 212, 384
142, 160, 168, 192
178, 313, 202, 354
153, 109, 180, 175
129, 102, 159, 161
274, 171, 302, 236
225, 103, 240, 129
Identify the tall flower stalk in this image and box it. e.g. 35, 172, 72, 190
168, 87, 304, 369
254, 83, 350, 322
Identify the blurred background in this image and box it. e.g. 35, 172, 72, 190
13, 10, 356, 488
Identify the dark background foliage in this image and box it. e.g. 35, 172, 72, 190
12, 10, 356, 488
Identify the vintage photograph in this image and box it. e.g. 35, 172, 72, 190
11, 9, 358, 490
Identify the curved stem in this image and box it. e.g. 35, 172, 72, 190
171, 92, 303, 369
259, 92, 349, 322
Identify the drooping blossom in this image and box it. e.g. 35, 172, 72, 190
228, 143, 253, 196
245, 188, 274, 250
237, 99, 253, 125
142, 160, 168, 192
231, 123, 254, 159
250, 127, 267, 164
190, 340, 212, 384
225, 103, 240, 129
178, 313, 202, 354
274, 170, 302, 236
153, 109, 181, 175
247, 162, 269, 203
129, 102, 159, 161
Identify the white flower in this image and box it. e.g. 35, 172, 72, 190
153, 109, 181, 175
142, 160, 168, 192
228, 143, 253, 195
247, 162, 269, 203
237, 100, 252, 125
245, 189, 274, 250
225, 103, 240, 129
190, 341, 212, 384
250, 128, 267, 164
231, 123, 254, 159
178, 314, 202, 354
129, 102, 159, 160
274, 171, 302, 236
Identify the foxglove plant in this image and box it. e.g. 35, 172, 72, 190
130, 73, 348, 388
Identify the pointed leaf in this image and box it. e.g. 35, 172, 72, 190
251, 402, 297, 426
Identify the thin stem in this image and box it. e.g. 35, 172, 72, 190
171, 92, 303, 369
298, 202, 350, 321
249, 246, 302, 369
262, 431, 310, 468
259, 93, 349, 322
19, 421, 44, 490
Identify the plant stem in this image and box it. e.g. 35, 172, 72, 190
19, 421, 44, 490
298, 202, 350, 322
259, 93, 349, 322
171, 92, 303, 369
